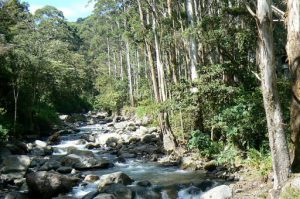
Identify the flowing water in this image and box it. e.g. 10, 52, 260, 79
53, 124, 224, 199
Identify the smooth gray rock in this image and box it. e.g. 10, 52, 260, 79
101, 183, 132, 199
201, 185, 233, 199
34, 140, 47, 148
98, 172, 134, 189
26, 171, 80, 199
84, 174, 100, 183
1, 155, 31, 173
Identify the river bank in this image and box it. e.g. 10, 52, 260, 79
0, 111, 280, 199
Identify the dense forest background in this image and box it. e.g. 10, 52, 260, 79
0, 0, 290, 164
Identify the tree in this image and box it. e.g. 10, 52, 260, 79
256, 0, 290, 192
286, 0, 300, 172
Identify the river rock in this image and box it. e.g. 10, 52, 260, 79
98, 172, 134, 188
201, 185, 233, 199
135, 144, 160, 155
4, 192, 29, 199
59, 115, 69, 120
136, 126, 148, 135
56, 166, 72, 174
131, 185, 162, 199
48, 131, 61, 145
6, 141, 28, 155
94, 193, 116, 199
158, 155, 180, 166
30, 146, 53, 156
181, 156, 202, 170
114, 121, 128, 130
204, 160, 217, 171
106, 137, 119, 148
34, 140, 47, 148
101, 183, 132, 199
82, 191, 99, 199
61, 154, 111, 170
67, 148, 94, 157
178, 186, 201, 198
26, 171, 80, 199
65, 114, 87, 123
84, 174, 100, 183
135, 180, 152, 187
148, 127, 158, 133
141, 134, 158, 143
86, 143, 100, 149
0, 172, 26, 182
1, 155, 31, 173
95, 133, 121, 146
39, 158, 61, 171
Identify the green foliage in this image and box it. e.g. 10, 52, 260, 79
0, 108, 8, 141
281, 187, 300, 199
188, 130, 222, 158
94, 75, 128, 113
246, 148, 272, 177
32, 103, 60, 132
210, 88, 267, 149
216, 145, 241, 166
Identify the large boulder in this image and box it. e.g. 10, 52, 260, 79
67, 148, 94, 157
6, 140, 28, 155
101, 183, 132, 199
201, 185, 232, 199
61, 154, 111, 170
98, 172, 134, 189
95, 133, 122, 146
26, 171, 80, 199
141, 134, 158, 143
39, 158, 61, 171
1, 155, 31, 173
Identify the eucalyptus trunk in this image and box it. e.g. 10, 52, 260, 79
257, 0, 290, 192
286, 0, 300, 172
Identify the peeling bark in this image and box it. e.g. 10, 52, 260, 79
257, 0, 290, 191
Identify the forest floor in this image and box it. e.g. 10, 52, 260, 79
230, 168, 272, 199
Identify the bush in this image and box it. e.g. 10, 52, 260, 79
216, 145, 241, 167
210, 88, 266, 149
33, 103, 60, 132
245, 148, 272, 176
93, 75, 127, 113
0, 108, 8, 142
188, 130, 222, 158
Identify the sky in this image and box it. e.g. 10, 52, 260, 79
21, 0, 95, 22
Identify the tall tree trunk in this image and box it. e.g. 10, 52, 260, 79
125, 40, 135, 107
186, 0, 198, 80
257, 0, 290, 192
107, 38, 111, 76
119, 49, 124, 80
12, 84, 19, 135
286, 0, 300, 173
152, 0, 177, 152
137, 0, 160, 102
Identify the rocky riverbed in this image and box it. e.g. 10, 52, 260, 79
0, 112, 234, 199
